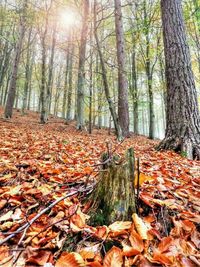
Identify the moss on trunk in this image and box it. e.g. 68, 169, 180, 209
91, 148, 136, 225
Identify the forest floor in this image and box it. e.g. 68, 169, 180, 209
0, 107, 199, 267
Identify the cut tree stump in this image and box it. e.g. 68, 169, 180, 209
91, 148, 136, 224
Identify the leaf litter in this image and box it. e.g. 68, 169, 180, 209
0, 109, 199, 267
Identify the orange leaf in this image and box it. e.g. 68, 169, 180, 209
87, 262, 103, 267
109, 221, 131, 238
103, 247, 123, 267
122, 241, 142, 256
94, 226, 109, 240
0, 246, 9, 262
56, 252, 85, 267
129, 229, 144, 253
158, 236, 173, 253
26, 249, 53, 265
80, 250, 95, 260
70, 214, 85, 232
153, 251, 173, 265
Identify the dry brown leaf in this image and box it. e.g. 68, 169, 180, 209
25, 248, 53, 265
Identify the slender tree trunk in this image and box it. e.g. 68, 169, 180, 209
66, 43, 74, 121
143, 0, 155, 139
40, 31, 47, 123
3, 72, 10, 105
22, 28, 32, 115
27, 50, 35, 110
62, 35, 71, 118
96, 57, 103, 129
131, 48, 139, 134
114, 0, 129, 137
89, 22, 93, 134
0, 32, 11, 101
94, 0, 122, 140
4, 0, 27, 118
158, 0, 200, 160
76, 0, 89, 130
47, 25, 56, 115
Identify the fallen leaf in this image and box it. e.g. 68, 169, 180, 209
56, 252, 85, 267
132, 213, 149, 240
103, 246, 123, 267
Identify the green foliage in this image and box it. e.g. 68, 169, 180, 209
89, 210, 106, 226
180, 150, 187, 158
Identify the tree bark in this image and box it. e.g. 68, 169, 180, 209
4, 0, 27, 118
131, 48, 139, 135
76, 0, 89, 130
143, 0, 155, 140
47, 25, 56, 115
66, 41, 74, 122
158, 0, 200, 160
40, 26, 47, 124
62, 42, 70, 118
22, 28, 32, 115
114, 0, 129, 137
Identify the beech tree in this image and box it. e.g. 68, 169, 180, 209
158, 0, 200, 159
4, 0, 27, 118
114, 0, 129, 137
76, 0, 89, 130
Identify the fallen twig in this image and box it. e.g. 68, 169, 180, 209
0, 185, 94, 246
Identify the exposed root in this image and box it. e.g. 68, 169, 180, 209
157, 135, 200, 160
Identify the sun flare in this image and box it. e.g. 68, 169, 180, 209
59, 9, 80, 29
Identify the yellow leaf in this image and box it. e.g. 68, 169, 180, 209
0, 210, 13, 222
132, 213, 150, 240
56, 252, 85, 267
109, 221, 132, 232
134, 173, 154, 186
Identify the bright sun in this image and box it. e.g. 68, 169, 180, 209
59, 9, 80, 29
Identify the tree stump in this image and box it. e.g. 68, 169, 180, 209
91, 148, 136, 225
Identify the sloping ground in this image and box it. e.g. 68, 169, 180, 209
0, 108, 199, 267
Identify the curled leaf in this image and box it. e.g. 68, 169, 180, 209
103, 246, 123, 267
132, 213, 149, 240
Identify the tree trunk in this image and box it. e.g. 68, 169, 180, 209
22, 28, 32, 115
27, 50, 35, 110
40, 15, 48, 124
66, 42, 74, 122
4, 0, 27, 118
62, 43, 70, 118
88, 23, 93, 134
131, 48, 139, 135
143, 0, 155, 139
40, 36, 47, 123
91, 148, 136, 224
76, 0, 89, 130
47, 25, 56, 116
94, 0, 122, 140
158, 0, 200, 160
114, 0, 129, 137
0, 32, 11, 103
